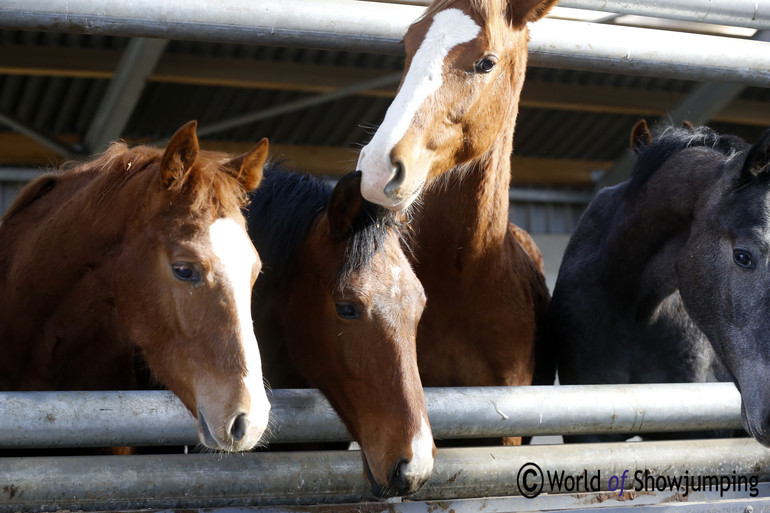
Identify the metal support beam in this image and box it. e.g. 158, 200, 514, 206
0, 384, 743, 449
160, 72, 403, 144
406, 0, 770, 31
403, 0, 770, 31
0, 111, 75, 159
84, 37, 168, 154
1, 1, 769, 86
0, 439, 768, 512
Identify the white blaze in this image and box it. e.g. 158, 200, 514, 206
208, 217, 270, 440
403, 417, 435, 482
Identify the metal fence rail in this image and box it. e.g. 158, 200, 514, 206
1, 0, 770, 86
1, 438, 768, 512
560, 0, 770, 31
407, 0, 770, 31
0, 384, 744, 448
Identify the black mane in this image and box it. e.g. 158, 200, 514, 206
246, 164, 401, 294
625, 124, 748, 198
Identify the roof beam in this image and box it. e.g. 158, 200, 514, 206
0, 133, 608, 185
2, 45, 769, 126
0, 111, 75, 159
84, 37, 168, 154
153, 73, 403, 145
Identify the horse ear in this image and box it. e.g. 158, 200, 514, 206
630, 119, 652, 155
506, 0, 558, 27
226, 137, 268, 192
327, 171, 363, 240
742, 128, 770, 179
161, 120, 199, 189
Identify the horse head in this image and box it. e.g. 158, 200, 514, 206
288, 172, 433, 497
676, 127, 770, 446
116, 121, 271, 451
357, 0, 557, 210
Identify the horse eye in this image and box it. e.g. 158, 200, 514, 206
733, 249, 754, 269
474, 56, 497, 73
172, 263, 200, 282
335, 302, 362, 320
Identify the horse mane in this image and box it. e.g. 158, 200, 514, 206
58, 141, 250, 217
247, 164, 403, 293
625, 124, 748, 198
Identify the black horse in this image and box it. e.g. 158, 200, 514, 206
551, 120, 770, 445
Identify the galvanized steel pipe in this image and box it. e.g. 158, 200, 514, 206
409, 0, 770, 31
558, 0, 770, 32
0, 384, 744, 448
0, 439, 768, 512
1, 0, 769, 86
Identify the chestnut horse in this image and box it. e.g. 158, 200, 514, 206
247, 167, 433, 498
357, 0, 556, 443
552, 121, 770, 446
0, 121, 270, 452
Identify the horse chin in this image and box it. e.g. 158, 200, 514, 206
363, 454, 397, 499
196, 408, 222, 450
741, 402, 770, 447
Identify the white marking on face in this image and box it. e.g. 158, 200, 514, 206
357, 8, 480, 205
208, 217, 270, 439
402, 417, 435, 481
390, 265, 403, 299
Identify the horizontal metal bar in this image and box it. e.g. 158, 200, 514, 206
407, 0, 770, 31
527, 19, 770, 87
0, 439, 768, 512
1, 0, 769, 86
558, 0, 770, 32
145, 485, 770, 513
0, 0, 421, 53
0, 384, 744, 448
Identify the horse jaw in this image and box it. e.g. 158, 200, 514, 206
357, 8, 480, 210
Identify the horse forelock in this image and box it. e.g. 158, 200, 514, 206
62, 142, 249, 221
172, 152, 251, 218
338, 200, 406, 291
247, 166, 403, 292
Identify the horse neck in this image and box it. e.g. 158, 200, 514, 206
414, 107, 516, 263
0, 167, 151, 387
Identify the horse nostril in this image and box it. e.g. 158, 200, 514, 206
384, 160, 405, 199
387, 459, 411, 494
229, 413, 248, 442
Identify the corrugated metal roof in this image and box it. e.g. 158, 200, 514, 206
0, 6, 768, 234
